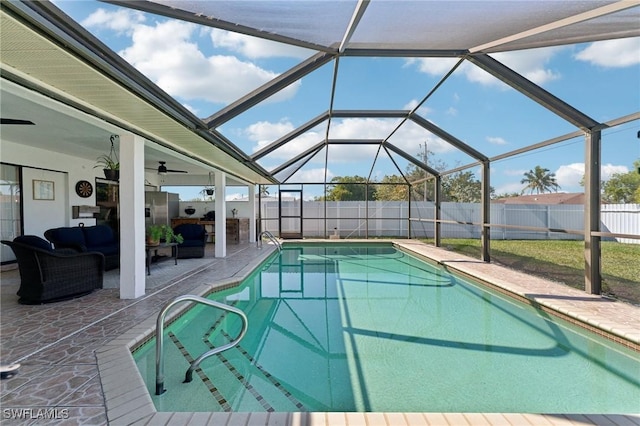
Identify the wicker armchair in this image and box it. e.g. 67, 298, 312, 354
2, 235, 104, 304
173, 223, 207, 258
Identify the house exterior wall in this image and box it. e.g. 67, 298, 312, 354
1, 139, 103, 237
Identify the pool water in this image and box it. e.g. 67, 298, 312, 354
134, 244, 640, 413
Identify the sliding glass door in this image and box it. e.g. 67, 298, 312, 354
0, 163, 21, 263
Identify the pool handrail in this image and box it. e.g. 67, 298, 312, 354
257, 231, 282, 252
155, 294, 248, 395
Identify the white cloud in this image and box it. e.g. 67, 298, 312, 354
289, 168, 334, 184
209, 29, 312, 59
402, 99, 431, 116
85, 11, 299, 106
248, 120, 296, 147
408, 46, 563, 88
406, 57, 460, 77
81, 8, 146, 34
247, 117, 454, 165
555, 163, 629, 189
575, 37, 640, 68
487, 136, 507, 145
555, 163, 585, 189
602, 164, 630, 178
494, 181, 524, 195
493, 47, 564, 86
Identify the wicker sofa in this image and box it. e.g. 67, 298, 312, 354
44, 224, 119, 270
2, 235, 104, 304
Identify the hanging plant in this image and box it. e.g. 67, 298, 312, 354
94, 135, 120, 180
201, 172, 215, 197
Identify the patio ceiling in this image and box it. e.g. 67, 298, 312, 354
0, 1, 274, 185
1, 0, 639, 186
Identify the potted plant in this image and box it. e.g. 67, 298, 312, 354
94, 153, 119, 181
95, 135, 120, 181
201, 172, 215, 197
146, 224, 184, 246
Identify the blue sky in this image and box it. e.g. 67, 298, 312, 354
55, 1, 640, 200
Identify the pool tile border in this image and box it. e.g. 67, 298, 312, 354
97, 240, 640, 425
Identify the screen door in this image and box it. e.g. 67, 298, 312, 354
279, 189, 302, 239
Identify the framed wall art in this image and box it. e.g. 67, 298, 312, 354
33, 179, 55, 200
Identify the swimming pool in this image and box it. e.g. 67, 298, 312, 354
133, 243, 640, 413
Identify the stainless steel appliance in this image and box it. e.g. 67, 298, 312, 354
145, 192, 179, 227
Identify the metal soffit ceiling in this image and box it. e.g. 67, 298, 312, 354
0, 1, 272, 185
2, 1, 640, 185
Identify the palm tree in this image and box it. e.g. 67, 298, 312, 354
521, 166, 560, 194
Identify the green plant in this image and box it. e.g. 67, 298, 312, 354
95, 135, 120, 170
94, 153, 119, 170
146, 224, 184, 244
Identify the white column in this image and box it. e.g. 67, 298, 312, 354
118, 133, 146, 299
215, 172, 226, 258
248, 184, 256, 242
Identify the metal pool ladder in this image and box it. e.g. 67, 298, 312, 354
155, 295, 248, 395
257, 230, 282, 252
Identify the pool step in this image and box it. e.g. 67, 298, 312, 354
168, 307, 305, 412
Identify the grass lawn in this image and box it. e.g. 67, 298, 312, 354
420, 239, 640, 306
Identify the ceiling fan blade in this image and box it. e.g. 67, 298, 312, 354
1, 118, 35, 125
156, 161, 188, 174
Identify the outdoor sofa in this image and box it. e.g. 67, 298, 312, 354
2, 235, 104, 304
44, 224, 119, 270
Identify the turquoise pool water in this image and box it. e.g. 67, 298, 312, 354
134, 244, 640, 413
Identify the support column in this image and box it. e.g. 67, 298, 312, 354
584, 130, 602, 294
118, 133, 146, 299
434, 176, 441, 247
215, 172, 227, 258
248, 184, 256, 242
481, 161, 490, 262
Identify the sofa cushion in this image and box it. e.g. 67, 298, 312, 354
91, 243, 119, 256
14, 235, 52, 251
178, 239, 204, 248
49, 227, 85, 246
83, 225, 115, 247
174, 224, 204, 240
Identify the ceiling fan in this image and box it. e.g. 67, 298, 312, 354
0, 118, 35, 125
151, 161, 188, 175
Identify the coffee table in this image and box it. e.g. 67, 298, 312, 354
145, 242, 179, 276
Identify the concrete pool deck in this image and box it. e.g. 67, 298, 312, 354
1, 239, 638, 425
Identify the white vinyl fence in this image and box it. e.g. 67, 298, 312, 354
260, 201, 639, 244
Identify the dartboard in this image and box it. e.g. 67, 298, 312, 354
75, 180, 93, 198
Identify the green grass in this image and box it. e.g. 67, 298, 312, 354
421, 239, 640, 305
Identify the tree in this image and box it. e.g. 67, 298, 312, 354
442, 170, 494, 202
602, 160, 640, 203
521, 166, 560, 194
493, 191, 521, 200
324, 176, 376, 201
374, 175, 409, 201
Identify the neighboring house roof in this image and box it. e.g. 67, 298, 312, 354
493, 193, 585, 205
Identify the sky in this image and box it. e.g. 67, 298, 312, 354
54, 1, 640, 201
